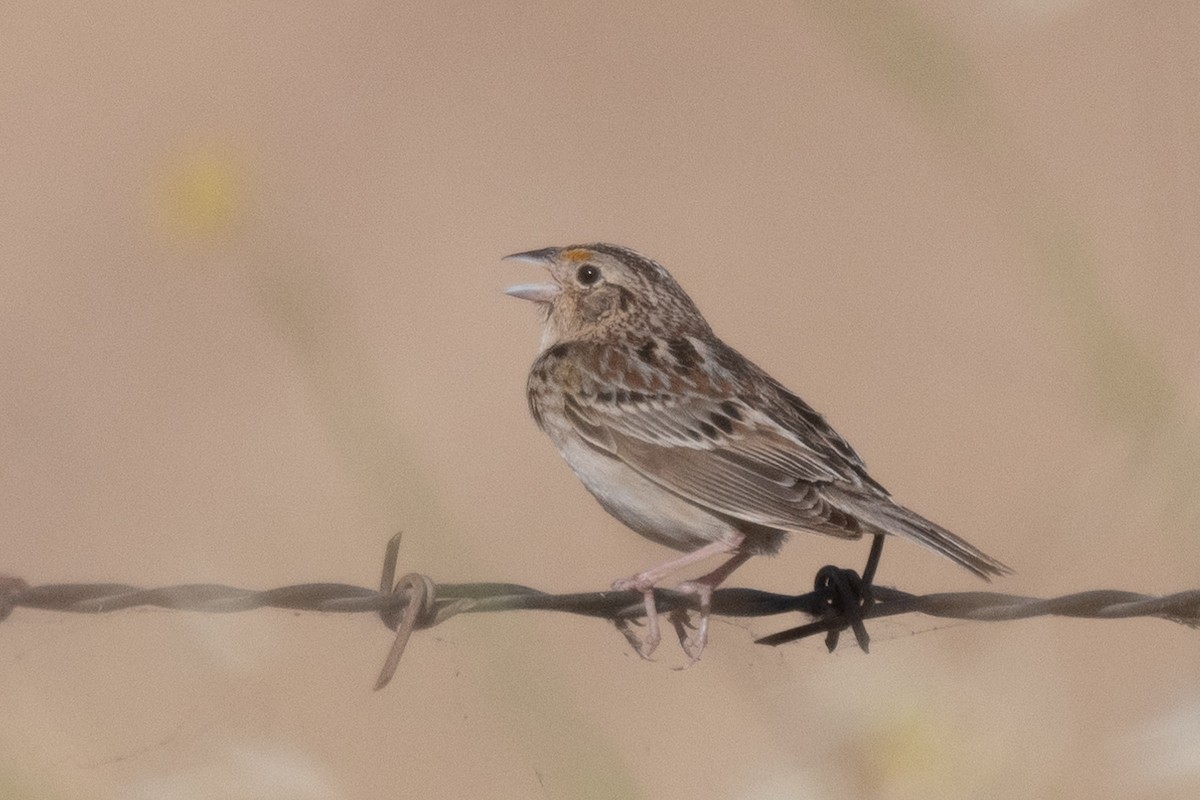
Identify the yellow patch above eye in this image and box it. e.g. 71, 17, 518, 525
563, 248, 593, 262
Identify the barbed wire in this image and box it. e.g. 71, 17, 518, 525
2, 534, 1197, 689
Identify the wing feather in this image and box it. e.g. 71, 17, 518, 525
565, 384, 868, 537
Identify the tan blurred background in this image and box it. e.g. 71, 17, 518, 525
2, 2, 1198, 799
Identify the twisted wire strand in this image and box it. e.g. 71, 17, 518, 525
2, 535, 1196, 688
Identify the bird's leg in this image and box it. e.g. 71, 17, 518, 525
673, 548, 752, 665
611, 537, 743, 659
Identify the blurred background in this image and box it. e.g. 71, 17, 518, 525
2, 2, 1198, 798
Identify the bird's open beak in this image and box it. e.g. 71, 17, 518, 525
504, 282, 561, 303
503, 248, 561, 304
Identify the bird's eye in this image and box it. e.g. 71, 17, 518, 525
576, 264, 601, 286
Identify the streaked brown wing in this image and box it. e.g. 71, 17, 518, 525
562, 387, 868, 537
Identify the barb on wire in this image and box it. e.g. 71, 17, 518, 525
2, 534, 1197, 689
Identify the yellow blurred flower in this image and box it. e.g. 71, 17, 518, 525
154, 144, 245, 242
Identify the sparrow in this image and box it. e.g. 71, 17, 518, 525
504, 243, 1010, 662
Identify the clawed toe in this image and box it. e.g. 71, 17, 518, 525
615, 617, 658, 659
672, 580, 713, 665
668, 610, 704, 666
669, 607, 697, 631
611, 579, 660, 658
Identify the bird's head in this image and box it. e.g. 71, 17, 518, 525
504, 243, 708, 349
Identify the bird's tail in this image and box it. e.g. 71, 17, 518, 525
825, 488, 1012, 579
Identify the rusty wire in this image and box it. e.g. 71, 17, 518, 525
2, 534, 1197, 689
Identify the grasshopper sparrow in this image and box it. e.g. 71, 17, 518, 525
505, 243, 1010, 661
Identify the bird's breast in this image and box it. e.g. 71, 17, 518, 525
536, 414, 736, 552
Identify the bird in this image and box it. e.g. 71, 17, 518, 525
504, 243, 1010, 662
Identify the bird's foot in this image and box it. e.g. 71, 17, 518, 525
670, 580, 714, 666
611, 575, 660, 659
